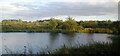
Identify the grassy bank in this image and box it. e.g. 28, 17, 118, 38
1, 28, 113, 34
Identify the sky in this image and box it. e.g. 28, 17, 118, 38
0, 0, 119, 21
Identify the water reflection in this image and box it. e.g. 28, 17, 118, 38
61, 33, 76, 46
1, 33, 112, 54
86, 33, 94, 45
49, 33, 59, 49
49, 33, 59, 41
62, 33, 76, 38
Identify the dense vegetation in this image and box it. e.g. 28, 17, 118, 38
1, 17, 116, 33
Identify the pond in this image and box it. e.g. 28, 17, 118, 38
0, 33, 112, 54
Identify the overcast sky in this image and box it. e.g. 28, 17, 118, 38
0, 0, 119, 21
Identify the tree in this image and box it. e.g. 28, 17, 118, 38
63, 17, 78, 31
49, 18, 58, 30
56, 19, 63, 29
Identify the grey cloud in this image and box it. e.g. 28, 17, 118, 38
9, 2, 118, 18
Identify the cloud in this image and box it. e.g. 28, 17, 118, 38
0, 1, 118, 21
0, 0, 119, 3
8, 2, 117, 17
0, 4, 30, 12
0, 3, 30, 19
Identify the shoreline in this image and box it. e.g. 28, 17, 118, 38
0, 31, 114, 35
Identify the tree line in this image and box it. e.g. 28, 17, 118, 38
1, 17, 120, 34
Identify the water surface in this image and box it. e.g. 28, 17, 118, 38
1, 33, 112, 54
